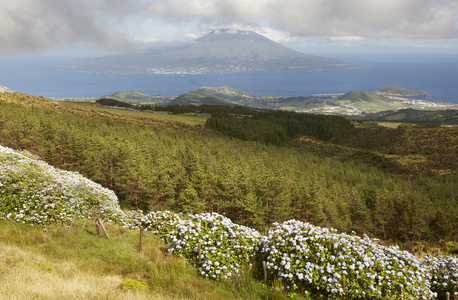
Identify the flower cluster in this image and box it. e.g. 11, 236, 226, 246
142, 211, 262, 279
0, 145, 130, 227
422, 255, 458, 298
259, 220, 435, 299
141, 210, 182, 240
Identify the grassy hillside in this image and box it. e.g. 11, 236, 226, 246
0, 221, 285, 300
169, 92, 243, 107
1, 92, 457, 243
0, 145, 455, 299
191, 86, 258, 102
0, 144, 290, 299
1, 92, 458, 298
330, 126, 458, 175
360, 108, 458, 124
100, 91, 174, 105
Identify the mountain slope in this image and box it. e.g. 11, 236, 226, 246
62, 29, 358, 74
99, 91, 173, 105
191, 86, 258, 102
168, 92, 243, 106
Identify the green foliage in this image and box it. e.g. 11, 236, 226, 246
141, 211, 458, 299
33, 261, 53, 272
261, 220, 435, 299
339, 91, 390, 103
0, 138, 457, 298
1, 93, 458, 244
169, 92, 242, 107
330, 126, 458, 175
101, 90, 173, 105
362, 108, 458, 125
205, 110, 354, 145
138, 103, 257, 115
118, 279, 149, 293
0, 220, 283, 300
446, 242, 458, 255
96, 98, 134, 108
0, 145, 130, 227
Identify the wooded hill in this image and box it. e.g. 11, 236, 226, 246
0, 92, 457, 245
360, 108, 458, 124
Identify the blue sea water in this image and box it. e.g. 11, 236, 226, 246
0, 52, 457, 104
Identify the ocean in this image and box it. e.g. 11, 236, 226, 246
0, 52, 457, 104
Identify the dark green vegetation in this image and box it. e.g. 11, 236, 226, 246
168, 92, 241, 107
1, 92, 457, 246
374, 84, 430, 97
361, 108, 458, 124
96, 98, 134, 107
205, 110, 354, 145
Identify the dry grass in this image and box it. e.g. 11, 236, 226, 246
80, 104, 210, 126
0, 242, 159, 300
0, 221, 289, 300
376, 122, 402, 128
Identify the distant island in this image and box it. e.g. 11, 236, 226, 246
61, 29, 359, 74
374, 85, 430, 97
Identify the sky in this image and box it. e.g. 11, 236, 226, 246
1, 0, 458, 57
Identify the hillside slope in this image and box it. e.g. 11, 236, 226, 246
1, 91, 457, 243
361, 108, 458, 124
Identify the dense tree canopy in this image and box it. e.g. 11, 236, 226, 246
0, 94, 457, 244
205, 110, 354, 145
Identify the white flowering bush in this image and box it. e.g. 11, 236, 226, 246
259, 220, 435, 299
422, 255, 458, 298
141, 210, 183, 240
142, 211, 262, 279
0, 145, 129, 227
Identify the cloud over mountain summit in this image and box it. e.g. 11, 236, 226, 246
149, 0, 458, 39
1, 0, 457, 54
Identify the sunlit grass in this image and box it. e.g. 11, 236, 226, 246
74, 103, 210, 126
0, 220, 293, 300
0, 240, 156, 300
376, 122, 402, 128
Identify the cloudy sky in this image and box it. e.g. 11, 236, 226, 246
1, 0, 458, 56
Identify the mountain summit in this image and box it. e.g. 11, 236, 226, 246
63, 29, 358, 74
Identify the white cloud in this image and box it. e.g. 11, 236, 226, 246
0, 0, 143, 54
329, 36, 365, 42
147, 0, 458, 39
1, 0, 457, 54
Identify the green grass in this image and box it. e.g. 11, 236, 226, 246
75, 103, 210, 126
0, 220, 305, 300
